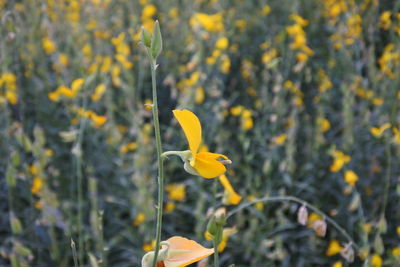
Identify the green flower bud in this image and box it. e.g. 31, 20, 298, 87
207, 216, 218, 236
140, 27, 151, 48
151, 20, 162, 60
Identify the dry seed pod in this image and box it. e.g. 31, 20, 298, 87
340, 243, 355, 263
313, 220, 327, 237
297, 205, 308, 226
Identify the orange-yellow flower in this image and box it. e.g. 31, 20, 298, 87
142, 236, 214, 267
173, 109, 230, 178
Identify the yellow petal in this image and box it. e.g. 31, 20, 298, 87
219, 175, 242, 205
193, 152, 227, 179
163, 236, 214, 267
173, 109, 202, 160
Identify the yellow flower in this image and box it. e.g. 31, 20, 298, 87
120, 142, 138, 154
332, 261, 343, 267
307, 212, 322, 228
344, 170, 358, 187
247, 195, 264, 211
190, 13, 224, 33
88, 112, 107, 127
219, 175, 242, 205
330, 150, 351, 172
370, 123, 391, 138
317, 117, 331, 132
133, 212, 146, 226
215, 37, 229, 50
392, 246, 400, 257
142, 236, 214, 267
326, 240, 343, 256
260, 5, 271, 16
142, 4, 157, 21
173, 109, 230, 178
143, 240, 156, 252
31, 177, 43, 195
272, 134, 287, 145
195, 87, 205, 104
42, 37, 56, 54
91, 83, 106, 101
371, 254, 382, 267
230, 105, 244, 116
165, 184, 186, 202
165, 201, 176, 213
397, 226, 400, 235
393, 128, 400, 145
205, 227, 237, 252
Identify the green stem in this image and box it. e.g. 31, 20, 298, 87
380, 141, 391, 220
213, 239, 220, 267
150, 59, 165, 267
227, 195, 359, 250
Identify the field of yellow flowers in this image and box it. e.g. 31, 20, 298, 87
1, 0, 400, 266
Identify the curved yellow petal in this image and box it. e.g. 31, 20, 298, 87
219, 175, 242, 205
163, 236, 214, 267
173, 109, 202, 159
193, 152, 228, 179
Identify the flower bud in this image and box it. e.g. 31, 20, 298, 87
140, 27, 151, 48
206, 217, 218, 236
151, 20, 163, 60
297, 205, 308, 226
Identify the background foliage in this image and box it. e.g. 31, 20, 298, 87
0, 0, 399, 266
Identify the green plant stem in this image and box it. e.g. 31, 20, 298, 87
74, 97, 88, 266
227, 195, 359, 250
380, 141, 392, 220
213, 239, 220, 267
150, 59, 165, 267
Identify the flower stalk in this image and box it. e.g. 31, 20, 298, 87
141, 21, 165, 267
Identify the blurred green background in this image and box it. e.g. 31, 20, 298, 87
0, 0, 399, 266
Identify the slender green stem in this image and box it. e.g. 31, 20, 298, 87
150, 59, 165, 267
227, 195, 359, 250
73, 96, 88, 265
213, 238, 220, 267
380, 141, 392, 221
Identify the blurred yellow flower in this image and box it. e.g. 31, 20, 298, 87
205, 227, 237, 252
42, 37, 56, 54
317, 117, 331, 132
379, 11, 392, 30
392, 246, 400, 256
332, 261, 343, 267
215, 37, 229, 50
273, 134, 287, 145
165, 201, 176, 213
247, 195, 264, 211
165, 183, 186, 202
31, 177, 43, 195
219, 175, 242, 205
344, 170, 358, 187
91, 84, 106, 101
307, 212, 322, 228
133, 212, 146, 226
173, 109, 230, 178
195, 87, 205, 104
326, 240, 343, 256
260, 5, 271, 16
190, 13, 224, 33
330, 150, 351, 172
371, 254, 382, 267
120, 142, 138, 154
143, 240, 156, 251
142, 4, 157, 21
230, 105, 244, 116
370, 123, 391, 138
